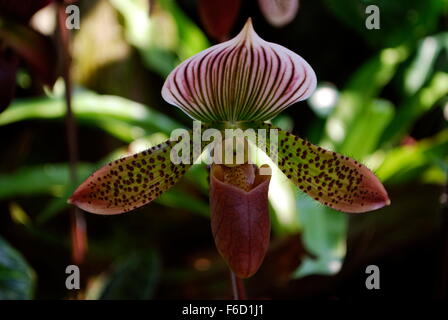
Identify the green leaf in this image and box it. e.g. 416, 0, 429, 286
0, 235, 35, 300
380, 72, 448, 146
110, 0, 209, 77
158, 187, 209, 217
252, 144, 300, 235
0, 91, 182, 142
157, 0, 209, 61
324, 0, 445, 48
376, 129, 448, 185
0, 163, 94, 199
293, 194, 347, 278
293, 48, 403, 277
403, 33, 448, 96
339, 99, 395, 159
322, 46, 409, 150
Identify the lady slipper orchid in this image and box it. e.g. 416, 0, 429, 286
69, 19, 390, 279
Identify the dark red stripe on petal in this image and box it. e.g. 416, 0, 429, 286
161, 19, 316, 122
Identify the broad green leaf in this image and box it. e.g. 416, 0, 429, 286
109, 0, 174, 76
322, 46, 408, 150
157, 0, 209, 61
110, 0, 209, 77
403, 33, 448, 96
324, 0, 444, 48
0, 163, 94, 199
339, 99, 395, 158
0, 91, 182, 142
380, 72, 448, 146
0, 236, 35, 300
252, 144, 300, 235
158, 188, 209, 217
376, 129, 448, 184
293, 194, 347, 278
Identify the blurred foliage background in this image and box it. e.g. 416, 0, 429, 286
0, 0, 447, 299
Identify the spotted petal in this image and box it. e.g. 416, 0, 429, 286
258, 123, 390, 213
69, 136, 195, 215
162, 18, 316, 122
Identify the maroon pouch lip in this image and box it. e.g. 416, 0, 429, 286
210, 164, 272, 279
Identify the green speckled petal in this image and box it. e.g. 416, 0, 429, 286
258, 123, 390, 213
69, 133, 197, 215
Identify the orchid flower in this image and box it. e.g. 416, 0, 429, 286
69, 19, 390, 279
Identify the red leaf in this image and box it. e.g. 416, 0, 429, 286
0, 21, 57, 86
198, 0, 241, 42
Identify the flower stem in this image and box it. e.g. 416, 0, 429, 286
230, 270, 247, 300
56, 2, 87, 266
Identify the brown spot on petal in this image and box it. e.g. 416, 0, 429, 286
258, 123, 390, 213
68, 131, 205, 214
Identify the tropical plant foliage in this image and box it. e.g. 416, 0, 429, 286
0, 0, 446, 299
